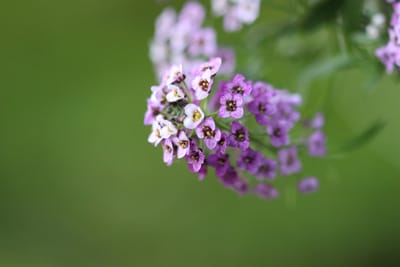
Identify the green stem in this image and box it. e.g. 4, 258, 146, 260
182, 81, 192, 103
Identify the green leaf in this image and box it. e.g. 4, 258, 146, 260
336, 120, 387, 153
342, 0, 364, 33
301, 0, 345, 31
297, 54, 352, 93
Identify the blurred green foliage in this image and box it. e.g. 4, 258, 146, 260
1, 0, 400, 266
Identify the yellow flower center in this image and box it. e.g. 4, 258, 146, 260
173, 89, 181, 98
192, 110, 202, 122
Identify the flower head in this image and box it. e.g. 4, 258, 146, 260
229, 121, 250, 151
255, 157, 277, 180
212, 0, 261, 32
308, 130, 326, 157
254, 183, 279, 200
218, 93, 244, 119
237, 148, 260, 175
266, 120, 290, 147
224, 73, 252, 97
208, 153, 230, 177
173, 131, 190, 159
196, 117, 221, 150
186, 140, 205, 173
162, 138, 174, 166
248, 97, 276, 125
298, 177, 319, 194
192, 69, 213, 101
166, 84, 185, 103
278, 146, 302, 176
188, 28, 217, 57
218, 166, 240, 188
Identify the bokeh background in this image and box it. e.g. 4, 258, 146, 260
1, 0, 400, 266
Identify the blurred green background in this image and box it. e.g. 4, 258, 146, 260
1, 0, 400, 266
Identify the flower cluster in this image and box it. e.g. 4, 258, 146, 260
145, 58, 325, 199
150, 1, 235, 80
211, 0, 260, 32
366, 13, 386, 40
376, 0, 400, 74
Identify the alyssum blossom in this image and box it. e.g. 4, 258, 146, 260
212, 0, 261, 32
150, 1, 236, 80
376, 0, 400, 74
145, 57, 327, 199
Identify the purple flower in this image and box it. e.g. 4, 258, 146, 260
251, 81, 275, 97
189, 160, 208, 181
218, 166, 240, 187
186, 141, 205, 173
212, 0, 261, 32
229, 121, 250, 151
162, 64, 185, 85
254, 183, 279, 200
278, 146, 302, 176
237, 148, 260, 175
155, 8, 176, 40
234, 0, 261, 25
274, 102, 300, 129
195, 57, 222, 77
298, 177, 319, 194
162, 138, 174, 166
215, 132, 228, 154
179, 1, 205, 27
208, 153, 230, 177
375, 43, 399, 74
255, 157, 277, 180
150, 85, 165, 105
233, 179, 249, 195
308, 130, 326, 157
192, 69, 213, 101
304, 113, 325, 129
224, 73, 252, 97
144, 99, 161, 125
173, 131, 190, 159
247, 97, 276, 125
188, 28, 217, 57
196, 117, 222, 150
218, 93, 244, 119
215, 47, 236, 74
266, 121, 290, 147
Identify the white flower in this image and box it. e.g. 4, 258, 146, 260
192, 69, 213, 101
148, 121, 163, 146
163, 64, 185, 85
183, 104, 204, 129
212, 0, 229, 17
372, 13, 385, 27
150, 85, 165, 104
166, 84, 185, 102
155, 8, 176, 40
150, 39, 168, 64
157, 116, 178, 138
148, 116, 178, 146
235, 0, 260, 24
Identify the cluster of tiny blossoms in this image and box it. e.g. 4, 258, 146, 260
145, 58, 326, 199
376, 0, 400, 74
212, 0, 260, 32
150, 1, 235, 80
